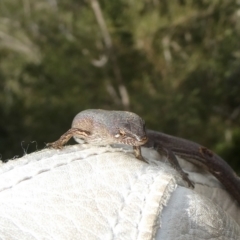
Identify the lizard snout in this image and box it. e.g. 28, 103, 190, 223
136, 136, 148, 144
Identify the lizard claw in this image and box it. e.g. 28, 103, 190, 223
46, 141, 64, 149
136, 154, 149, 164
182, 172, 195, 188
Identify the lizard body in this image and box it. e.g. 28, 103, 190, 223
47, 109, 240, 205
145, 129, 240, 204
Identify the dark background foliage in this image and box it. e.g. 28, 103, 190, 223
1, 0, 240, 173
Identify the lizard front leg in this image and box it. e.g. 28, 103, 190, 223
133, 146, 148, 163
154, 143, 194, 188
47, 128, 90, 149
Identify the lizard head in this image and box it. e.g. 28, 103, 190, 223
72, 109, 148, 146
110, 111, 148, 146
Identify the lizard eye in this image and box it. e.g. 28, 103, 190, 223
114, 129, 126, 138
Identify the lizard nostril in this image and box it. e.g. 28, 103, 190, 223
138, 136, 148, 142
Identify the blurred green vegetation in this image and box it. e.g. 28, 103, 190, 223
0, 0, 240, 173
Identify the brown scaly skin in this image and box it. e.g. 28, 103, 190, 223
47, 109, 240, 205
